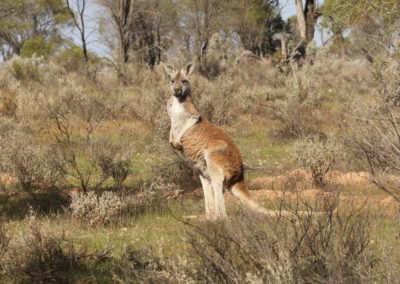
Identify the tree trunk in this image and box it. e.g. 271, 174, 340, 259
280, 33, 287, 61
117, 0, 134, 64
81, 33, 88, 62
294, 0, 319, 58
66, 0, 89, 62
79, 1, 89, 62
102, 0, 136, 84
304, 0, 316, 43
295, 0, 306, 41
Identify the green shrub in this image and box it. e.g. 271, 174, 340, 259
20, 36, 55, 58
9, 56, 41, 82
55, 46, 86, 72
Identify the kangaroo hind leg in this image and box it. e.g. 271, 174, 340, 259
205, 151, 227, 220
199, 175, 215, 220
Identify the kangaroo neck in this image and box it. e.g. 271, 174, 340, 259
176, 93, 193, 103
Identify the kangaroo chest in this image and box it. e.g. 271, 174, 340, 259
167, 96, 208, 177
167, 96, 192, 140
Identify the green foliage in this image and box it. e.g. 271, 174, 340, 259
20, 36, 55, 58
320, 0, 399, 57
34, 0, 70, 23
245, 2, 274, 22
55, 45, 86, 71
9, 57, 41, 81
322, 0, 399, 28
55, 44, 100, 72
0, 0, 70, 59
230, 0, 284, 56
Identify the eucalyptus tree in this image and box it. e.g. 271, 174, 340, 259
0, 0, 69, 60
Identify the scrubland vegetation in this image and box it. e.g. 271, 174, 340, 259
0, 0, 400, 283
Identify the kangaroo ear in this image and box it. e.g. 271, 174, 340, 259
184, 62, 195, 76
163, 63, 175, 77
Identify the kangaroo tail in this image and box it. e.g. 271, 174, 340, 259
230, 182, 319, 217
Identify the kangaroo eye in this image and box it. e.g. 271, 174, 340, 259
182, 80, 188, 84
171, 80, 175, 83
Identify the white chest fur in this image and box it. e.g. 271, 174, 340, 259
167, 96, 192, 140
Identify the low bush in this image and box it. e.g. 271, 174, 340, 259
269, 99, 323, 139
92, 137, 134, 188
9, 56, 42, 82
0, 67, 18, 118
192, 74, 240, 126
0, 213, 87, 283
0, 118, 63, 193
185, 205, 376, 283
292, 135, 343, 188
46, 79, 117, 191
108, 200, 377, 283
346, 52, 400, 201
70, 191, 124, 226
0, 220, 9, 257
113, 246, 172, 283
69, 191, 167, 226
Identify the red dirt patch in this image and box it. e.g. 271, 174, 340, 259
0, 173, 18, 185
250, 170, 373, 191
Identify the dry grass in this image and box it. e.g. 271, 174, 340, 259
184, 205, 376, 283
0, 212, 94, 283
0, 35, 400, 283
1, 190, 399, 283
0, 118, 63, 193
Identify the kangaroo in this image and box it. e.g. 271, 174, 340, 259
164, 62, 317, 220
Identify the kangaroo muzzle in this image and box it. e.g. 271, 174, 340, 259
173, 86, 186, 97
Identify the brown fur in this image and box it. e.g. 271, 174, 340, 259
181, 119, 243, 186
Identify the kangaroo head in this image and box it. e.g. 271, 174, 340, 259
164, 62, 195, 98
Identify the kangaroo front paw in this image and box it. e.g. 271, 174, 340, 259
170, 139, 182, 150
190, 115, 200, 124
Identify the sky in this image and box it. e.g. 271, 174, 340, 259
281, 0, 298, 19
